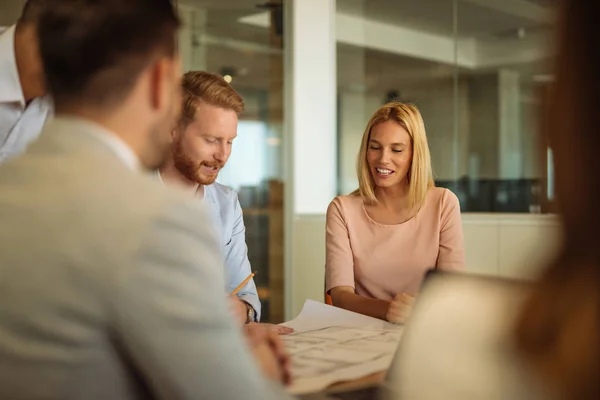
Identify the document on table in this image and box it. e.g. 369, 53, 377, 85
280, 300, 403, 395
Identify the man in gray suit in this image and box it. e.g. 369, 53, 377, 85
0, 1, 292, 399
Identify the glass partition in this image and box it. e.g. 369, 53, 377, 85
336, 0, 555, 213
179, 0, 286, 322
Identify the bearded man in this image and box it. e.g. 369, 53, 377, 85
159, 71, 290, 333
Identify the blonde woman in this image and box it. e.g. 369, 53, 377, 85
326, 102, 465, 323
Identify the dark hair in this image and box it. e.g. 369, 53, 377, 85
19, 0, 47, 25
37, 0, 180, 108
514, 1, 600, 399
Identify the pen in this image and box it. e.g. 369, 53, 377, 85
231, 271, 257, 295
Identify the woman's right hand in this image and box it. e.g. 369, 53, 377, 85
386, 293, 416, 324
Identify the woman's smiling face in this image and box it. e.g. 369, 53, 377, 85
366, 120, 413, 189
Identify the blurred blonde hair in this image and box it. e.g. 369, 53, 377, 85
352, 102, 434, 210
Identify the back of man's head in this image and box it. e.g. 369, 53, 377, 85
37, 0, 181, 169
19, 0, 47, 26
38, 0, 180, 109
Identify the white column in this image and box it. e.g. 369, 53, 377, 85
284, 0, 337, 318
285, 0, 337, 214
177, 5, 194, 73
178, 5, 208, 73
498, 69, 522, 179
191, 9, 208, 71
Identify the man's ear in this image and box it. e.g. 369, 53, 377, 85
148, 58, 170, 111
170, 126, 179, 144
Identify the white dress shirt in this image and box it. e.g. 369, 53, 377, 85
0, 25, 53, 164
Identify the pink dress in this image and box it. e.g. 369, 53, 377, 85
325, 187, 465, 300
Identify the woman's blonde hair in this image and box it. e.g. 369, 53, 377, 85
352, 102, 434, 210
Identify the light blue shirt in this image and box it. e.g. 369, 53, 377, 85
156, 174, 261, 320
202, 182, 261, 320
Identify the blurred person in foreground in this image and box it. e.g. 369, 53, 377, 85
381, 2, 598, 399
0, 1, 292, 399
159, 71, 291, 334
0, 0, 53, 163
514, 0, 600, 398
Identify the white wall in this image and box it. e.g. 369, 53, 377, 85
289, 213, 560, 317
291, 215, 330, 316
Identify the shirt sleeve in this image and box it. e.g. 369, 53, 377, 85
223, 193, 261, 321
437, 189, 466, 270
110, 199, 288, 399
325, 197, 356, 293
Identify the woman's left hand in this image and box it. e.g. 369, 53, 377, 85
386, 293, 416, 324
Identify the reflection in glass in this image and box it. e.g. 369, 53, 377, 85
336, 0, 555, 213
178, 0, 285, 322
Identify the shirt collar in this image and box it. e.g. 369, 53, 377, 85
49, 116, 141, 171
0, 26, 26, 106
85, 125, 140, 171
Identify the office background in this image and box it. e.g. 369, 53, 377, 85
0, 0, 560, 322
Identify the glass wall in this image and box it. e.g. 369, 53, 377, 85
336, 0, 555, 213
178, 0, 285, 322
0, 1, 22, 27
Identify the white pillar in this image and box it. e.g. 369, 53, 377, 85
178, 5, 208, 73
285, 0, 337, 214
191, 8, 208, 71
177, 5, 194, 73
284, 0, 337, 318
498, 69, 522, 179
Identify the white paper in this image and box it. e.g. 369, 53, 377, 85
280, 300, 403, 394
281, 299, 398, 333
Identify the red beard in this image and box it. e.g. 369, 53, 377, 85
172, 140, 223, 185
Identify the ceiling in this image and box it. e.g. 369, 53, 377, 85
338, 0, 554, 39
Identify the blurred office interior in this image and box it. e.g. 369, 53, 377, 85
0, 0, 558, 322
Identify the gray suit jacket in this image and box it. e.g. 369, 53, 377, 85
0, 117, 291, 400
